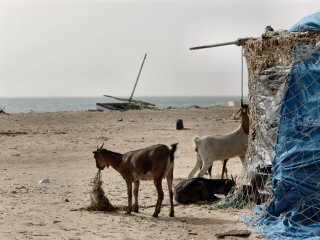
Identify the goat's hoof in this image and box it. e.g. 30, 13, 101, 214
126, 211, 132, 215
133, 206, 139, 213
152, 213, 159, 218
169, 212, 174, 217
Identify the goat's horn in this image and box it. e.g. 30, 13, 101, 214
96, 145, 99, 151
99, 143, 104, 149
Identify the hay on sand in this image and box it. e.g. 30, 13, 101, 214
87, 170, 117, 212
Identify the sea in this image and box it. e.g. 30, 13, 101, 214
0, 96, 241, 113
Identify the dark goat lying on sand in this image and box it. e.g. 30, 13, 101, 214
174, 177, 235, 204
93, 143, 178, 217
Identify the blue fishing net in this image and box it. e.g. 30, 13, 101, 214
244, 44, 320, 240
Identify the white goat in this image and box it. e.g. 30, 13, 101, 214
188, 105, 249, 179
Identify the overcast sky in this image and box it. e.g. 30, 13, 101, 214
0, 0, 318, 97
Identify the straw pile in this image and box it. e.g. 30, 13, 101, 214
243, 31, 320, 82
87, 170, 117, 212
244, 31, 320, 143
243, 30, 320, 161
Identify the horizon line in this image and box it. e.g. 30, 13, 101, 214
0, 95, 244, 98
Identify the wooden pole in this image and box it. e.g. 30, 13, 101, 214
189, 38, 250, 50
128, 53, 147, 109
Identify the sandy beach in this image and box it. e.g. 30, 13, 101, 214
0, 107, 260, 240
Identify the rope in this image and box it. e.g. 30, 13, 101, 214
241, 46, 244, 105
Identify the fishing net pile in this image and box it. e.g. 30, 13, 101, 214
87, 170, 117, 212
217, 13, 320, 240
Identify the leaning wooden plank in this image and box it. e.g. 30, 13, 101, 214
128, 53, 147, 109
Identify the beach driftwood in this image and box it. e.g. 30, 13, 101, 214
0, 131, 27, 136
215, 229, 251, 238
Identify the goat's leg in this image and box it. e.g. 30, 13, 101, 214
239, 155, 246, 168
125, 180, 133, 214
153, 179, 164, 218
197, 157, 214, 178
208, 165, 212, 178
187, 152, 202, 179
221, 159, 228, 179
224, 167, 229, 179
166, 168, 174, 217
133, 181, 140, 213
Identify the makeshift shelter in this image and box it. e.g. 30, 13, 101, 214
241, 12, 320, 239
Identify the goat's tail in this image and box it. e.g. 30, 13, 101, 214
193, 135, 200, 152
169, 143, 178, 162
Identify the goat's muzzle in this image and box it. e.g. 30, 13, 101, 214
93, 151, 104, 170
93, 151, 109, 170
97, 165, 105, 170
95, 159, 106, 170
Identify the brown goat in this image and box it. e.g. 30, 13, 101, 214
93, 143, 178, 217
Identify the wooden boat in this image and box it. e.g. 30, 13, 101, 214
96, 53, 156, 111
96, 102, 142, 111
